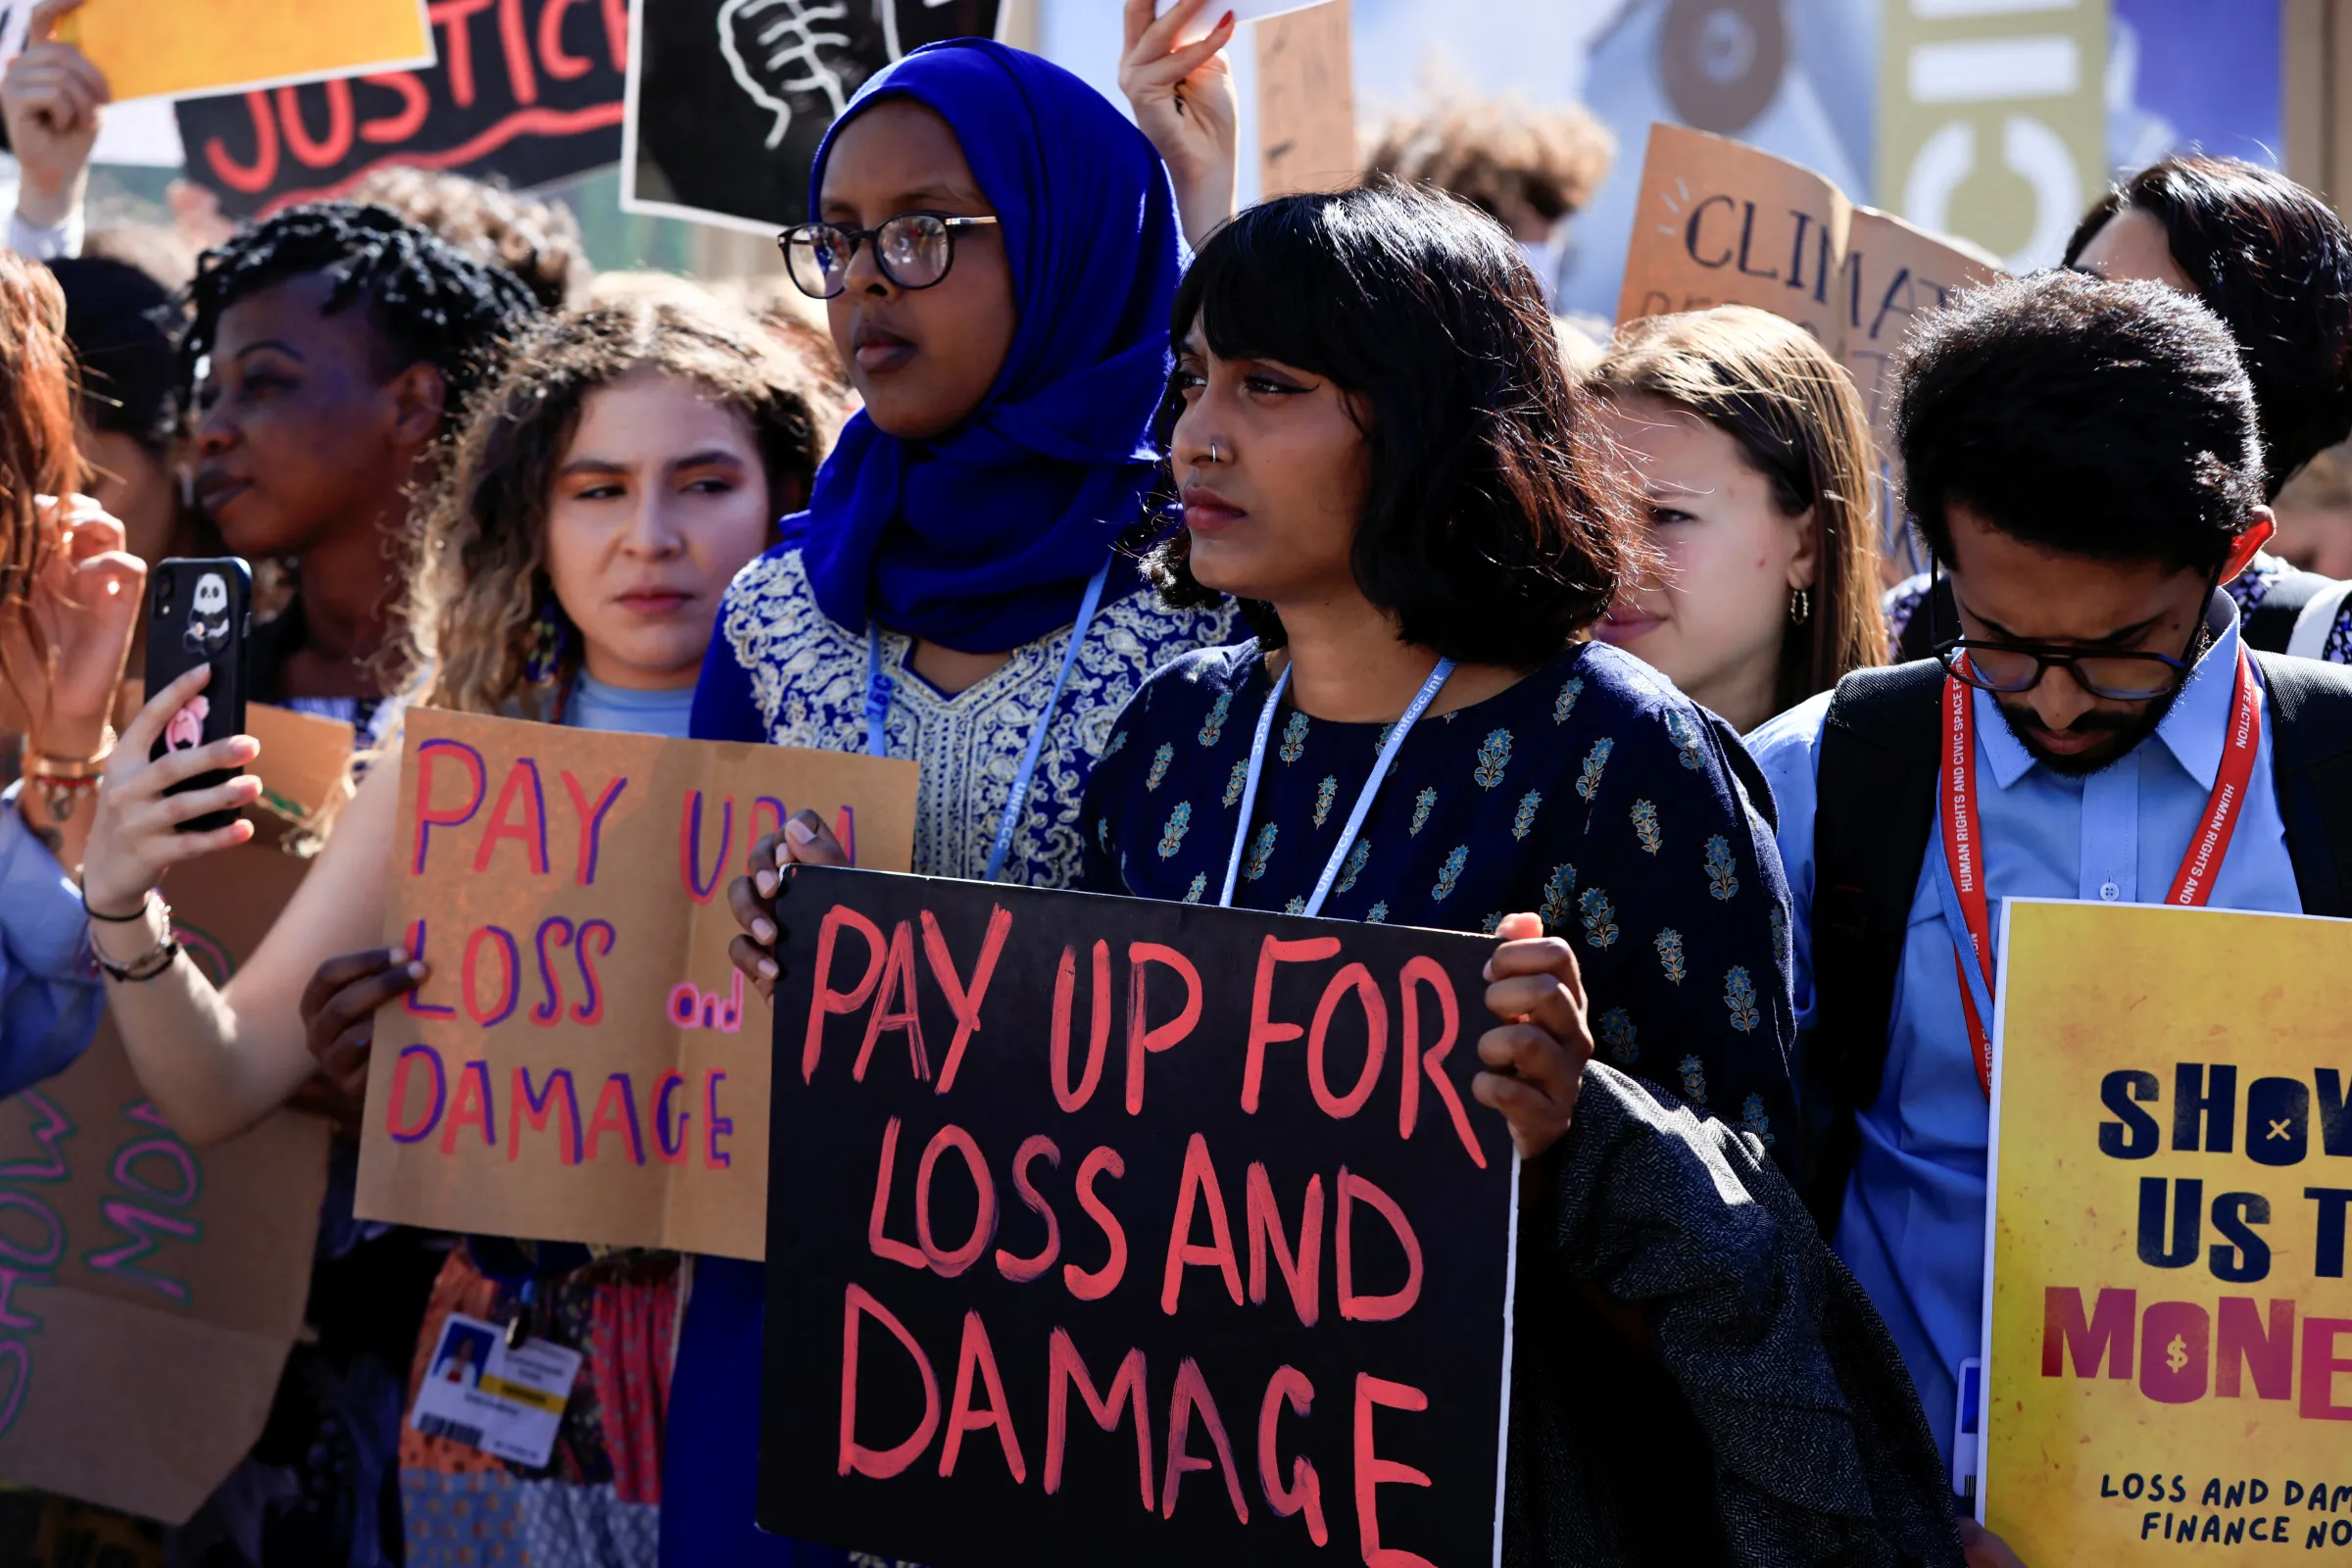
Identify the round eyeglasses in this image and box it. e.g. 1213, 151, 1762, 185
1923, 563, 2200, 702
1933, 640, 2194, 703
778, 212, 1001, 299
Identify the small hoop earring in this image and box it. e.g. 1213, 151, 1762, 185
1788, 585, 1812, 626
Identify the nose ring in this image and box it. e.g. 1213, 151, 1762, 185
1205, 441, 1221, 465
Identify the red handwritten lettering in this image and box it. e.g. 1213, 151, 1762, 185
1160, 1133, 1242, 1314
1246, 1162, 1322, 1327
839, 1283, 939, 1479
914, 1124, 998, 1278
1242, 936, 1342, 1113
854, 922, 930, 1083
939, 1310, 1025, 1482
1353, 1374, 1435, 1568
1257, 1366, 1327, 1544
1044, 1329, 1152, 1506
1160, 1357, 1248, 1522
922, 906, 1012, 1096
1399, 956, 1482, 1168
1062, 1147, 1127, 1302
803, 906, 886, 1082
995, 1135, 1060, 1284
1124, 943, 1202, 1115
1050, 942, 1112, 1113
1337, 1168, 1423, 1323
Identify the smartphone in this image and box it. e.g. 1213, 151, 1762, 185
143, 558, 252, 833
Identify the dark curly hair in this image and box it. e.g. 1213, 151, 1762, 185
1893, 270, 2263, 576
176, 201, 542, 436
1136, 181, 1637, 667
2066, 156, 2352, 500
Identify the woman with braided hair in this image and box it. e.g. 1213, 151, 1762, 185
178, 201, 543, 744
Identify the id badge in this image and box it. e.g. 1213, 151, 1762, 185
409, 1311, 583, 1468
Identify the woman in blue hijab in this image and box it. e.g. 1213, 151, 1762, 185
678, 39, 1235, 1561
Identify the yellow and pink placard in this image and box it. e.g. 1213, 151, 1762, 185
1984, 900, 2352, 1562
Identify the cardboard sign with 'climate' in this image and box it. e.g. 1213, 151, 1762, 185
1617, 122, 2002, 444
761, 867, 1518, 1568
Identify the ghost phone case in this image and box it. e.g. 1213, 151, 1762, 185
142, 558, 252, 833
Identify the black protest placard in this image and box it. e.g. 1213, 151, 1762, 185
623, 0, 1000, 233
173, 0, 628, 219
763, 866, 1517, 1568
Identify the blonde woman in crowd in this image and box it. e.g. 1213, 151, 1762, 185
1588, 305, 1888, 734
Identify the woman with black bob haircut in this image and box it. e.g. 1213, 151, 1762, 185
1085, 179, 1798, 1160
1080, 181, 1966, 1564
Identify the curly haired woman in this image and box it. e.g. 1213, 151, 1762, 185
79, 289, 841, 1563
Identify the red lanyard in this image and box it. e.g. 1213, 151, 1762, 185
1939, 646, 2262, 1096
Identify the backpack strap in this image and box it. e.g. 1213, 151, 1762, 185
1801, 660, 1945, 1230
2244, 569, 2339, 655
2254, 652, 2352, 918
2287, 577, 2352, 661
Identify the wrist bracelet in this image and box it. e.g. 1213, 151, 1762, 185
22, 727, 114, 780
28, 773, 100, 816
82, 887, 154, 923
90, 896, 178, 983
95, 935, 180, 984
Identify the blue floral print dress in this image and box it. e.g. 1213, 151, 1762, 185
1079, 639, 1798, 1156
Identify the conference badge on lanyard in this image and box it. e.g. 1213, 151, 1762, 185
1937, 646, 2262, 1097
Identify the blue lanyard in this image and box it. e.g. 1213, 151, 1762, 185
864, 561, 1111, 883
1218, 656, 1456, 914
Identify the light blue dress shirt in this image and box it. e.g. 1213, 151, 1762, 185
1746, 596, 2303, 1470
0, 781, 101, 1094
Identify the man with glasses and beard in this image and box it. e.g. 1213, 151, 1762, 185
1747, 270, 2352, 1557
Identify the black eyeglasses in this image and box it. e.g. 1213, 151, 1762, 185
1927, 563, 2201, 703
777, 212, 1001, 299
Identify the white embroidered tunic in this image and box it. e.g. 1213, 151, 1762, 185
697, 545, 1238, 889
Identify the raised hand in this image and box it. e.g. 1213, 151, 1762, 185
1, 0, 107, 232
1473, 910, 1593, 1158
726, 808, 850, 1004
1119, 0, 1239, 248
23, 496, 144, 759
81, 664, 261, 916
293, 947, 425, 1137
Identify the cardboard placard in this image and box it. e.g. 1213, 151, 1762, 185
172, 0, 626, 220
622, 0, 1002, 235
0, 706, 347, 1523
1982, 901, 2352, 1561
1255, 0, 1353, 202
356, 709, 917, 1260
1616, 122, 2000, 443
55, 0, 433, 106
760, 867, 1517, 1568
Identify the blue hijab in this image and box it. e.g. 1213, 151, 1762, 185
795, 40, 1182, 654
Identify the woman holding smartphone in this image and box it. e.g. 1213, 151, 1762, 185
75, 292, 838, 1565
